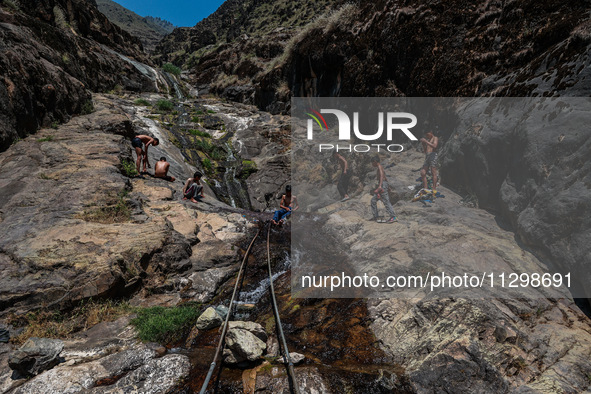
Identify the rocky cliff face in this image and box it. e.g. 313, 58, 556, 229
155, 0, 338, 64
440, 100, 591, 299
0, 0, 157, 151
95, 0, 176, 52
157, 0, 591, 111
154, 0, 344, 107
158, 0, 591, 303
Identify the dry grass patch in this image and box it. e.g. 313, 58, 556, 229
8, 299, 133, 345
77, 190, 132, 223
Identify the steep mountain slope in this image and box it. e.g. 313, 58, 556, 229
154, 0, 342, 88
0, 0, 158, 151
96, 0, 175, 51
156, 0, 591, 109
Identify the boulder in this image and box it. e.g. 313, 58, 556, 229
228, 321, 267, 342
223, 325, 267, 364
9, 337, 64, 376
195, 307, 223, 330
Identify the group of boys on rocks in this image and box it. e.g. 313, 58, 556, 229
332, 130, 439, 223
132, 134, 203, 203
131, 129, 438, 225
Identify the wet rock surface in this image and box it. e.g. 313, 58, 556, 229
199, 101, 291, 211
223, 324, 267, 364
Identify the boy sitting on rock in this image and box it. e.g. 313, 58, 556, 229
183, 171, 204, 203
272, 185, 298, 225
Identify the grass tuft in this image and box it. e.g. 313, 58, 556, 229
77, 190, 131, 223
130, 305, 200, 343
162, 63, 181, 76
134, 98, 150, 106
202, 157, 213, 172
189, 129, 211, 138
155, 99, 174, 112
81, 99, 94, 115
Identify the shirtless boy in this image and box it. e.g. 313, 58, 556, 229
131, 134, 159, 174
420, 131, 439, 193
333, 151, 350, 201
370, 155, 397, 223
272, 185, 298, 225
183, 171, 204, 203
154, 157, 175, 182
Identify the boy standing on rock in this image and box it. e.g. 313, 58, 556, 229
272, 185, 298, 225
154, 157, 175, 182
370, 155, 397, 223
333, 151, 351, 201
132, 134, 159, 174
420, 130, 439, 194
183, 171, 204, 203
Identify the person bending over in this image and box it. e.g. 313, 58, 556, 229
131, 134, 159, 174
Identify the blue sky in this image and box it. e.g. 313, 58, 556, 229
112, 0, 227, 27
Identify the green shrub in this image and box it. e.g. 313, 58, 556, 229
107, 85, 123, 95
130, 305, 200, 343
162, 63, 181, 76
121, 158, 138, 177
155, 99, 174, 111
134, 98, 150, 106
209, 147, 227, 161
240, 160, 258, 179
191, 116, 202, 123
202, 158, 212, 172
194, 138, 213, 152
81, 99, 94, 115
189, 129, 211, 138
